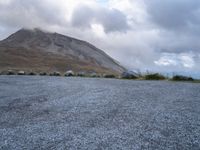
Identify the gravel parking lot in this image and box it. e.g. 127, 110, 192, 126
0, 76, 200, 150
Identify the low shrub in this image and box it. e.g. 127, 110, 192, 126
7, 70, 15, 75
76, 72, 85, 77
49, 73, 53, 76
50, 72, 61, 76
90, 73, 101, 78
144, 73, 166, 80
28, 72, 36, 75
172, 75, 194, 81
39, 72, 47, 76
103, 74, 116, 78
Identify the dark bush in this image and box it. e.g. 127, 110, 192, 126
103, 74, 116, 78
50, 72, 61, 76
76, 72, 85, 77
172, 75, 194, 81
28, 72, 36, 75
90, 73, 100, 78
144, 73, 166, 80
7, 70, 15, 75
39, 72, 47, 76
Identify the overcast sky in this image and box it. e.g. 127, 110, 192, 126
0, 0, 200, 77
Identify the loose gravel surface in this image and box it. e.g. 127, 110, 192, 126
0, 76, 200, 150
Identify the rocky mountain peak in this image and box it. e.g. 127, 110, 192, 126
0, 28, 126, 74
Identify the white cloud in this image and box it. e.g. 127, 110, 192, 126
0, 0, 12, 5
155, 52, 195, 69
154, 57, 177, 66
179, 54, 195, 68
91, 23, 105, 37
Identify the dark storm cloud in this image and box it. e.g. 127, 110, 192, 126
142, 0, 200, 56
153, 31, 200, 53
71, 4, 130, 33
145, 0, 200, 32
70, 5, 93, 29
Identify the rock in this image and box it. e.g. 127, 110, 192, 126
65, 70, 74, 77
18, 71, 25, 75
7, 70, 15, 75
121, 71, 138, 79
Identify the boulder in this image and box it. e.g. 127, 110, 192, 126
18, 71, 25, 75
65, 70, 74, 76
53, 72, 61, 76
121, 71, 138, 79
7, 70, 15, 75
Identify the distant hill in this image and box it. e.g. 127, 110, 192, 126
0, 28, 125, 74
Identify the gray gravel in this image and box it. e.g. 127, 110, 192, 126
0, 76, 200, 150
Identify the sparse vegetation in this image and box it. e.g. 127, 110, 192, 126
7, 70, 15, 75
76, 72, 86, 77
103, 74, 116, 78
193, 80, 200, 83
1, 69, 199, 84
172, 75, 194, 81
144, 73, 166, 80
90, 73, 100, 78
50, 72, 61, 76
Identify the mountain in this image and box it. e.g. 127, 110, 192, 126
0, 28, 125, 75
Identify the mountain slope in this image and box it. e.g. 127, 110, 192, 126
0, 28, 125, 74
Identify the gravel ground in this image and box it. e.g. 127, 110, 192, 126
0, 76, 200, 150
